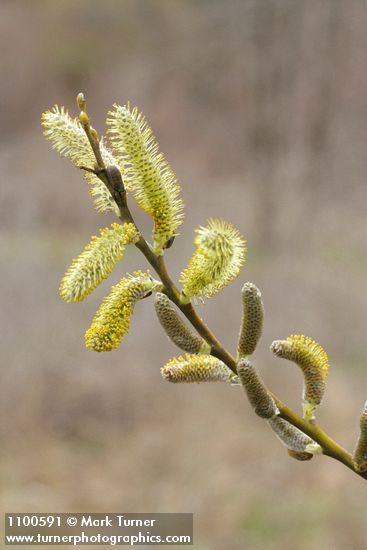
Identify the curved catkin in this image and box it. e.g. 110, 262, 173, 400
268, 417, 322, 458
60, 223, 139, 303
270, 335, 329, 420
180, 218, 246, 301
154, 293, 210, 354
41, 106, 121, 214
106, 104, 184, 253
237, 282, 264, 357
237, 359, 278, 419
353, 401, 367, 472
85, 271, 158, 352
161, 354, 236, 384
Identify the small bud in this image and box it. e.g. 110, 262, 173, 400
271, 335, 329, 421
268, 416, 322, 457
155, 293, 210, 354
163, 236, 175, 249
105, 165, 125, 193
353, 401, 367, 472
78, 111, 89, 126
90, 127, 99, 141
237, 282, 264, 357
161, 354, 237, 384
77, 92, 86, 111
237, 358, 278, 418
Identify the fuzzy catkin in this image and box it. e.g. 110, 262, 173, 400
268, 417, 321, 456
60, 223, 138, 303
353, 401, 367, 471
85, 271, 157, 352
237, 282, 264, 357
237, 359, 277, 419
41, 105, 121, 214
106, 104, 184, 253
161, 354, 236, 383
271, 335, 329, 420
180, 218, 246, 301
154, 293, 210, 354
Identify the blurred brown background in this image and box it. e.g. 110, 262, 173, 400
1, 1, 367, 548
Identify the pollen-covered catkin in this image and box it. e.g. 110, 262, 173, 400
161, 354, 237, 383
154, 293, 210, 354
237, 359, 277, 419
60, 223, 139, 303
41, 106, 121, 214
85, 271, 158, 352
353, 401, 367, 472
106, 104, 184, 254
268, 417, 322, 459
180, 218, 246, 301
237, 282, 264, 357
270, 335, 329, 420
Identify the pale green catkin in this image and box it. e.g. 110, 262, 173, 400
106, 104, 184, 253
180, 218, 246, 301
41, 105, 121, 214
60, 223, 139, 302
154, 292, 210, 354
353, 401, 367, 472
237, 359, 277, 419
237, 282, 264, 357
268, 417, 322, 458
161, 354, 237, 384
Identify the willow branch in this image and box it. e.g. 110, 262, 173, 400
79, 96, 365, 481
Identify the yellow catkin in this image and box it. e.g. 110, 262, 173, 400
41, 105, 122, 214
154, 293, 210, 354
270, 335, 329, 420
353, 401, 367, 472
237, 282, 264, 357
180, 218, 246, 302
268, 417, 322, 459
106, 104, 184, 253
60, 223, 138, 303
85, 271, 158, 352
161, 354, 237, 384
237, 359, 277, 419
